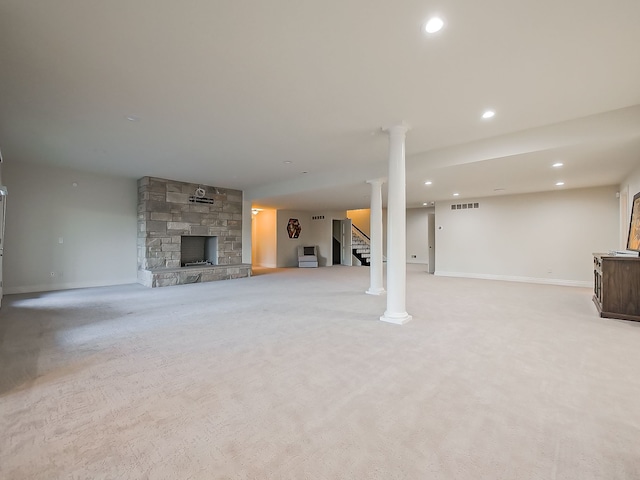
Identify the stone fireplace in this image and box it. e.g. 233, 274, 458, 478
137, 177, 251, 287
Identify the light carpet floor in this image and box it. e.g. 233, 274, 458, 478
1, 265, 639, 479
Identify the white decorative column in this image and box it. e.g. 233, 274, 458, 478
380, 125, 412, 325
366, 178, 385, 295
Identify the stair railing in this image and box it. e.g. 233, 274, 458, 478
352, 224, 370, 243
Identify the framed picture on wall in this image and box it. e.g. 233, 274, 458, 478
287, 218, 301, 239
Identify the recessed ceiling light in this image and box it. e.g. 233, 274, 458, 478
552, 162, 563, 168
494, 188, 506, 192
423, 202, 428, 206
453, 193, 460, 197
424, 17, 444, 34
125, 115, 140, 122
283, 160, 292, 164
482, 110, 495, 119
555, 182, 565, 186
424, 181, 433, 185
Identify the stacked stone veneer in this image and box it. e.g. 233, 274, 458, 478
137, 176, 250, 287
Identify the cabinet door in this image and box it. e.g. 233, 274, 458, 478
604, 260, 640, 317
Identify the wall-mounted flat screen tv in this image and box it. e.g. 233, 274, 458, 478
627, 191, 640, 255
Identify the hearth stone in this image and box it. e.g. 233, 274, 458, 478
137, 264, 251, 288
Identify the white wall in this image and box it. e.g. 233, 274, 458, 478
434, 186, 619, 286
252, 209, 348, 268
622, 163, 640, 203
347, 207, 436, 265
0, 162, 4, 306
276, 210, 311, 267
252, 208, 277, 267
346, 209, 370, 236
3, 161, 138, 293
308, 211, 347, 266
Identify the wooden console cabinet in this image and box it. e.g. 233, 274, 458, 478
593, 253, 640, 322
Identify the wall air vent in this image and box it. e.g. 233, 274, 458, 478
312, 215, 325, 220
189, 196, 215, 204
451, 203, 479, 210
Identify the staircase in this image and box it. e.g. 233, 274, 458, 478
352, 224, 371, 266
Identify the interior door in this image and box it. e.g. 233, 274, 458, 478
341, 218, 352, 266
427, 213, 435, 274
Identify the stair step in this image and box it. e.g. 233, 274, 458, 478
351, 226, 371, 268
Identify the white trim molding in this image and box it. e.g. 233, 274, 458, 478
434, 271, 591, 288
5, 278, 140, 295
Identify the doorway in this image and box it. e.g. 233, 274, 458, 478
332, 218, 353, 266
427, 212, 435, 274
332, 220, 341, 265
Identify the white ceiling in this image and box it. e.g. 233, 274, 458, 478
1, 0, 639, 211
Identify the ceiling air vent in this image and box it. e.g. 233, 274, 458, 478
451, 203, 479, 210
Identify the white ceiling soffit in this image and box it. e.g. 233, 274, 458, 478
249, 106, 640, 209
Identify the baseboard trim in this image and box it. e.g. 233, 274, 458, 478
433, 271, 591, 288
5, 278, 139, 295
